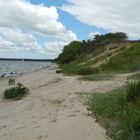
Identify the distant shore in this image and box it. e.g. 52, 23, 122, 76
0, 58, 54, 62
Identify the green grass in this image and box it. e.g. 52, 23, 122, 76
81, 74, 115, 81
4, 83, 29, 100
128, 73, 140, 80
61, 64, 99, 75
88, 81, 140, 140
100, 43, 140, 73
60, 58, 99, 75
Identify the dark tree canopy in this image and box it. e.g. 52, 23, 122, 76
56, 41, 83, 64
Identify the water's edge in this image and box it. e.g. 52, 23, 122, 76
0, 60, 52, 79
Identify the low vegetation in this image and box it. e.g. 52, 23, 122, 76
4, 82, 29, 99
60, 60, 99, 75
128, 73, 140, 80
56, 32, 140, 75
100, 43, 140, 73
88, 81, 140, 140
81, 74, 115, 81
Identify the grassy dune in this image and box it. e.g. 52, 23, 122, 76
100, 43, 140, 73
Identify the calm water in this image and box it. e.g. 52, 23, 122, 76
0, 60, 51, 77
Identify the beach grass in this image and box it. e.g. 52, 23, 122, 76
80, 74, 115, 81
128, 73, 140, 80
100, 43, 140, 73
4, 82, 29, 100
88, 81, 140, 140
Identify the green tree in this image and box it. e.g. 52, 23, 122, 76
57, 41, 83, 64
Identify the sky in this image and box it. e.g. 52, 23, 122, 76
0, 0, 139, 59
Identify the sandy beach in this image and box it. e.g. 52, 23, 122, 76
0, 64, 127, 140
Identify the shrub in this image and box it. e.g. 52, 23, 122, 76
56, 41, 83, 64
4, 82, 29, 99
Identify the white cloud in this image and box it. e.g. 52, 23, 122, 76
0, 0, 77, 58
62, 0, 140, 38
0, 27, 44, 53
0, 37, 17, 51
0, 0, 63, 35
44, 41, 67, 54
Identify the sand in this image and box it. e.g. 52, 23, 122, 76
0, 64, 128, 140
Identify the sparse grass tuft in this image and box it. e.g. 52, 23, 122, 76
128, 73, 140, 80
126, 81, 140, 103
77, 67, 99, 75
4, 82, 29, 100
60, 60, 99, 75
81, 74, 115, 81
51, 98, 65, 105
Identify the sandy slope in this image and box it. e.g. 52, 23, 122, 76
0, 64, 127, 140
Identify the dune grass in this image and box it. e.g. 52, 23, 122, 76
81, 74, 115, 81
100, 43, 140, 73
60, 60, 99, 75
128, 73, 140, 80
4, 83, 29, 100
88, 81, 140, 140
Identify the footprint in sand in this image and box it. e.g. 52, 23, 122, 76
67, 114, 76, 117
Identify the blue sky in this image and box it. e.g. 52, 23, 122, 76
28, 0, 107, 57
30, 0, 107, 40
0, 0, 139, 59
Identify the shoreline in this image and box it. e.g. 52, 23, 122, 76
0, 63, 128, 140
0, 62, 55, 81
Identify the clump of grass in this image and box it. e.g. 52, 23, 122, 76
126, 81, 140, 103
51, 98, 65, 106
76, 67, 99, 75
88, 81, 140, 140
60, 60, 99, 75
128, 73, 140, 80
81, 74, 115, 81
4, 82, 29, 100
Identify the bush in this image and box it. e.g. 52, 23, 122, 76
4, 82, 29, 99
56, 41, 83, 64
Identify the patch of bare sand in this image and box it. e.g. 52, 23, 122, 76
0, 64, 128, 140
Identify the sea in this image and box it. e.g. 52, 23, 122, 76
0, 60, 51, 78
